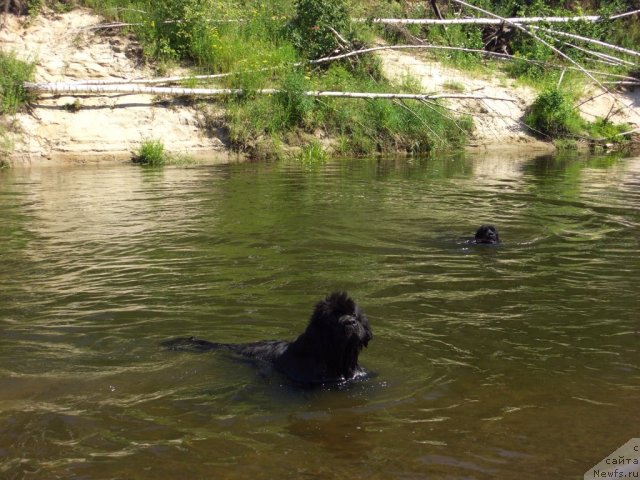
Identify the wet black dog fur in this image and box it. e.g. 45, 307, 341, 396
474, 224, 500, 244
161, 292, 373, 386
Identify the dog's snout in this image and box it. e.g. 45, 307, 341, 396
341, 315, 358, 327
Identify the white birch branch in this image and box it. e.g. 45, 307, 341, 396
531, 25, 640, 58
358, 15, 603, 25
23, 82, 517, 102
561, 42, 635, 66
610, 9, 640, 20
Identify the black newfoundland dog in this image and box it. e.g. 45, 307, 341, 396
474, 224, 500, 244
161, 291, 372, 386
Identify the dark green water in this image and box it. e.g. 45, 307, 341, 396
1, 152, 639, 479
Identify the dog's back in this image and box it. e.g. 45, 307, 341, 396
161, 336, 289, 363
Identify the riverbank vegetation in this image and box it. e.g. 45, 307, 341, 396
0, 51, 34, 115
1, 0, 639, 157
0, 50, 34, 155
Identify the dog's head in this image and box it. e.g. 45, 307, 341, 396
295, 291, 372, 381
475, 224, 500, 244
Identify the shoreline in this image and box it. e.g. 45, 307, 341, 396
1, 8, 638, 166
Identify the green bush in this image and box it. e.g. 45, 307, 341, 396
524, 88, 583, 138
287, 0, 350, 60
146, 0, 214, 61
0, 52, 35, 115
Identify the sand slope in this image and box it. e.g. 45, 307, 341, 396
375, 46, 639, 150
1, 9, 226, 163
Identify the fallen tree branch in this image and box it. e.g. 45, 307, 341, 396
359, 15, 603, 25
559, 41, 635, 67
531, 25, 640, 58
614, 127, 640, 137
356, 10, 640, 25
23, 82, 517, 102
601, 81, 640, 86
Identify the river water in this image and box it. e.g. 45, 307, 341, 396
1, 151, 639, 479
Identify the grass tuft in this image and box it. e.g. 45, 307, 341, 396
294, 141, 327, 164
132, 139, 168, 166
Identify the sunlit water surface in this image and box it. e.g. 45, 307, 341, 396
1, 152, 639, 479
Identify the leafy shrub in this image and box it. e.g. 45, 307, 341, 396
287, 0, 350, 60
146, 0, 210, 61
586, 117, 630, 142
0, 52, 35, 115
524, 88, 583, 138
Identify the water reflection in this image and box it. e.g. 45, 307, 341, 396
1, 151, 639, 479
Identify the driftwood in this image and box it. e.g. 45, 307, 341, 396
23, 82, 516, 102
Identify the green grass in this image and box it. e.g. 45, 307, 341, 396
524, 87, 631, 143
0, 52, 35, 115
132, 138, 197, 166
585, 117, 631, 142
224, 64, 472, 157
132, 138, 168, 166
1, 123, 13, 159
294, 140, 327, 164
